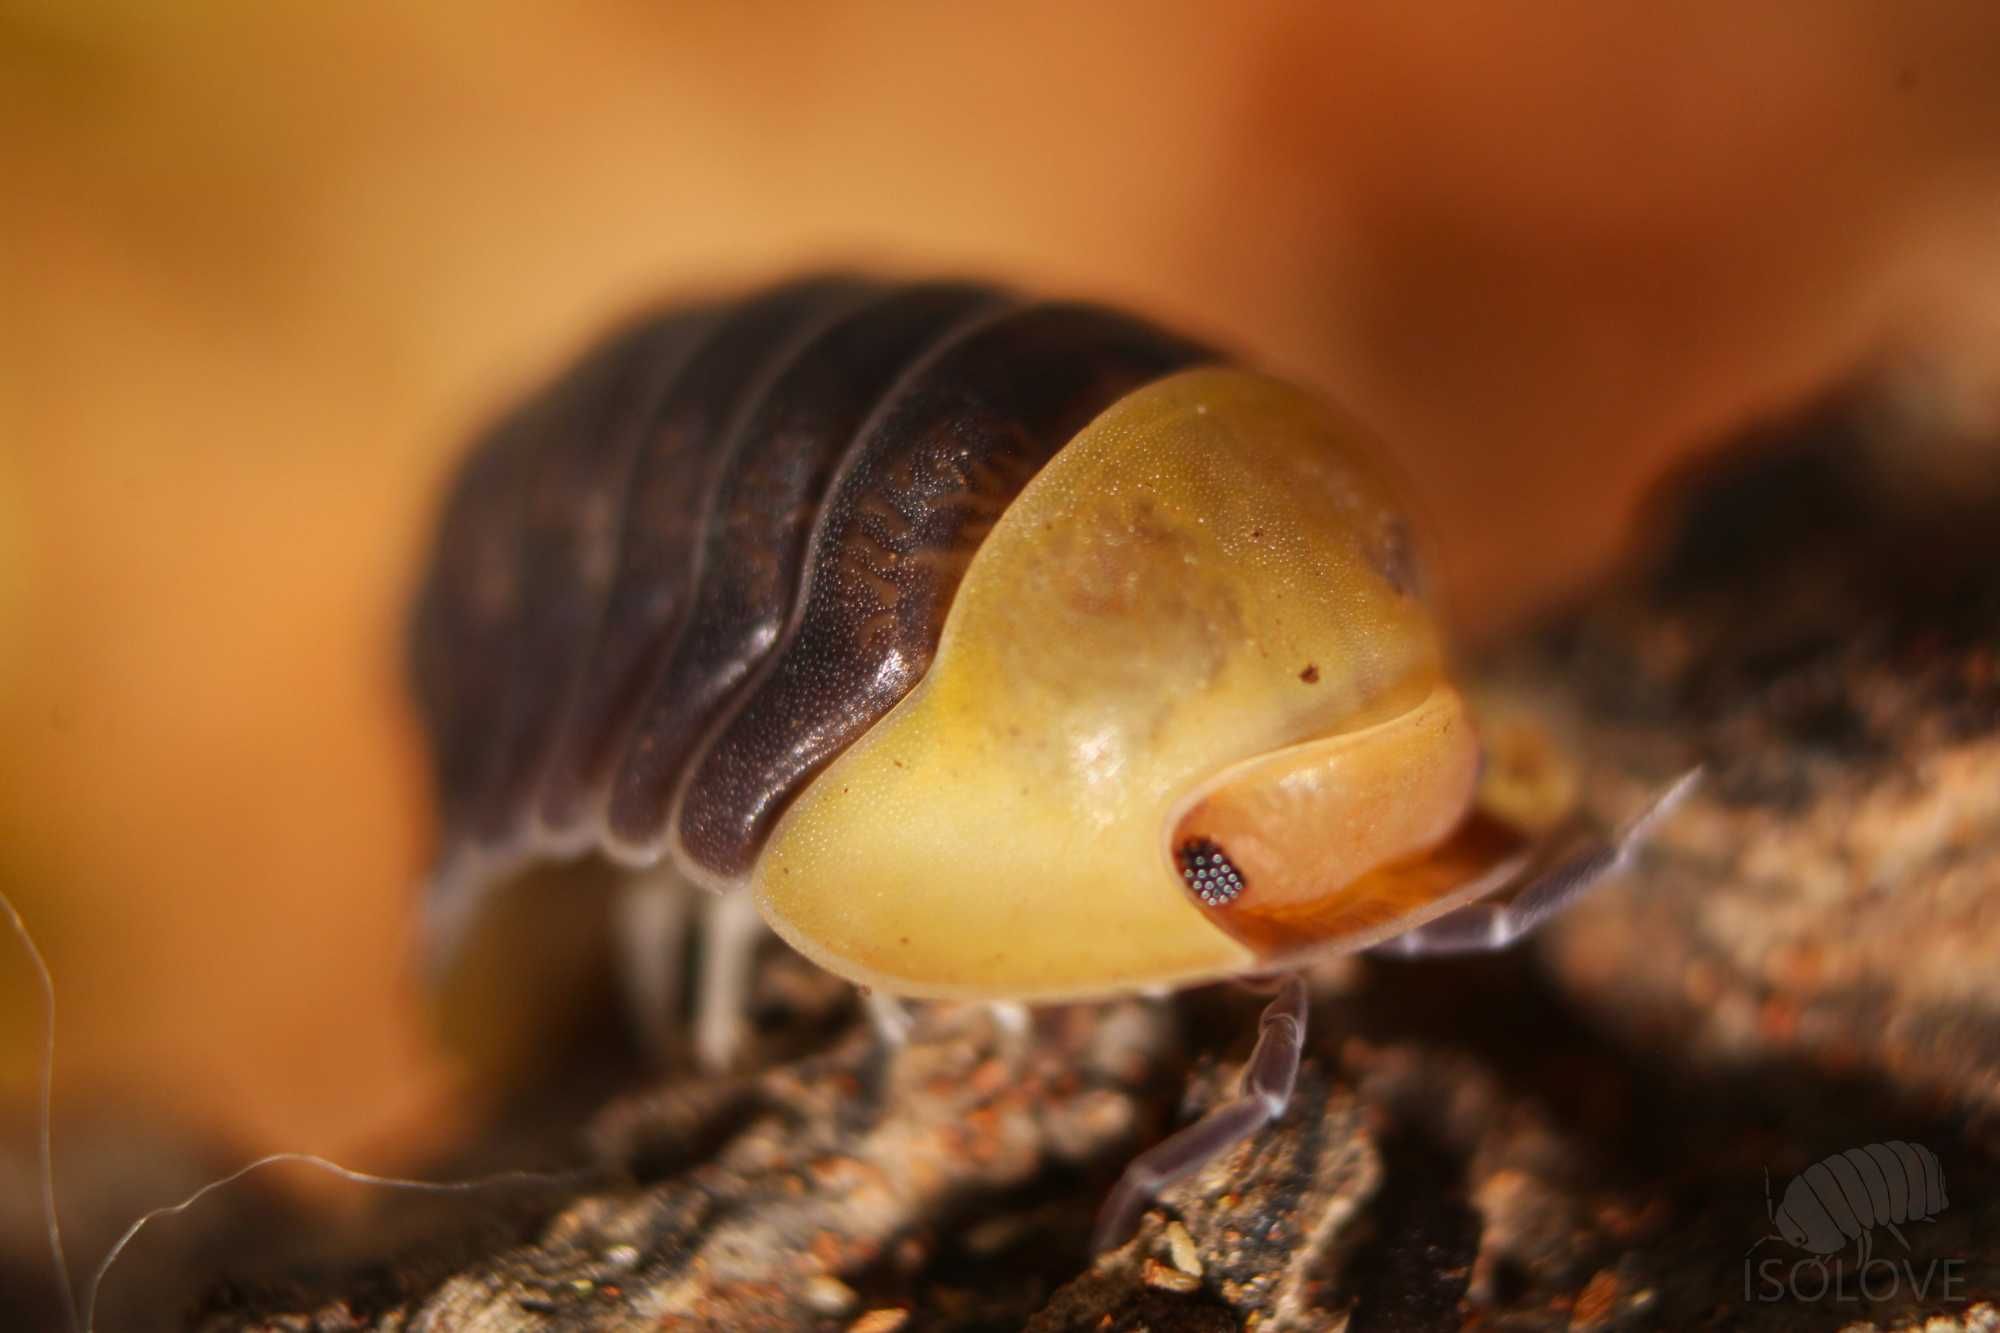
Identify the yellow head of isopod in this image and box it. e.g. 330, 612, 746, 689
753, 367, 1507, 1000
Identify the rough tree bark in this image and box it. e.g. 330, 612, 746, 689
193, 417, 2000, 1332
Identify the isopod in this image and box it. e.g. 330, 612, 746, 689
1762, 1141, 1948, 1264
407, 275, 1697, 1250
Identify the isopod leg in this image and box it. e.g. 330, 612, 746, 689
864, 990, 914, 1046
987, 999, 1033, 1068
1091, 974, 1308, 1252
987, 1000, 1029, 1038
417, 848, 505, 985
1371, 767, 1700, 958
694, 888, 765, 1071
611, 873, 692, 1066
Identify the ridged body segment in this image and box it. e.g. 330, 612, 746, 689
410, 278, 1207, 935
671, 303, 1207, 881
605, 282, 1009, 858
534, 278, 874, 842
411, 308, 716, 852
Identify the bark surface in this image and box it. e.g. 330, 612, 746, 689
194, 426, 2000, 1332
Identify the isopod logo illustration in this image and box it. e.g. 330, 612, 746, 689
1753, 1142, 1948, 1265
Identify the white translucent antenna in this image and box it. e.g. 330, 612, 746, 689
1, 887, 78, 1333
83, 1153, 589, 1332
3, 884, 591, 1333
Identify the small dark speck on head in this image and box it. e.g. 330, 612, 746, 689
1300, 663, 1320, 684
1176, 836, 1246, 906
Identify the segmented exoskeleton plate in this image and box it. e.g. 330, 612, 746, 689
410, 277, 1209, 944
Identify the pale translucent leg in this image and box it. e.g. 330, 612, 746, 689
860, 996, 1025, 1058
694, 889, 765, 1071
1092, 974, 1309, 1251
611, 873, 692, 1065
864, 990, 913, 1046
417, 845, 508, 985
987, 1000, 1029, 1038
1372, 767, 1700, 958
985, 999, 1033, 1069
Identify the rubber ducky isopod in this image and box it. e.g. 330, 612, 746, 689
407, 275, 1698, 1252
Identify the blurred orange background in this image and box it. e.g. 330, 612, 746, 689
3, 0, 1998, 1244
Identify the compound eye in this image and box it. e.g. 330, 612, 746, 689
1166, 684, 1482, 955
1176, 837, 1247, 906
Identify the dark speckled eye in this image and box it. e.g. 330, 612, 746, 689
1176, 837, 1246, 906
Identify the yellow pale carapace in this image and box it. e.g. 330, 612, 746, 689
754, 367, 1495, 1000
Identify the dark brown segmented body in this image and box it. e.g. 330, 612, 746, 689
410, 276, 1209, 924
